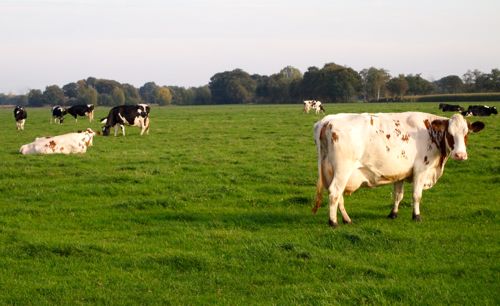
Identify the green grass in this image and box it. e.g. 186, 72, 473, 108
0, 103, 499, 305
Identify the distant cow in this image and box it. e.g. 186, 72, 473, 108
304, 100, 325, 114
52, 106, 67, 124
14, 105, 27, 130
101, 105, 150, 136
438, 103, 464, 112
20, 128, 96, 155
67, 104, 95, 122
313, 112, 484, 227
465, 105, 498, 116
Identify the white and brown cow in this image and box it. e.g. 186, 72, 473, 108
303, 100, 325, 114
313, 112, 485, 227
20, 128, 96, 155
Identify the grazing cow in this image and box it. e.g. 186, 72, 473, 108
438, 103, 464, 112
52, 106, 67, 124
13, 105, 27, 130
19, 128, 96, 155
465, 105, 498, 116
313, 112, 484, 227
303, 100, 325, 114
101, 105, 150, 136
67, 104, 95, 122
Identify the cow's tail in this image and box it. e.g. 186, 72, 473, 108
313, 120, 329, 214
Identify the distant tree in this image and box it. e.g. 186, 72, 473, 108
112, 87, 126, 105
360, 67, 390, 101
462, 69, 483, 92
405, 74, 434, 95
78, 86, 98, 105
209, 69, 256, 104
98, 94, 114, 106
27, 89, 45, 107
139, 82, 159, 104
192, 86, 212, 105
62, 82, 79, 99
156, 87, 172, 106
43, 85, 65, 106
386, 74, 409, 100
122, 83, 142, 105
94, 79, 121, 95
475, 69, 500, 92
436, 75, 463, 94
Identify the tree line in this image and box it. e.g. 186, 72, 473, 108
1, 63, 499, 107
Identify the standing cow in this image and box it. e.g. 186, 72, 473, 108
14, 105, 27, 130
303, 100, 325, 114
67, 104, 95, 122
313, 112, 484, 227
52, 106, 67, 124
101, 104, 150, 136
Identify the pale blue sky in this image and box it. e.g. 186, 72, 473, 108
1, 0, 499, 94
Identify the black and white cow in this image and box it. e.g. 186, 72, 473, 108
438, 103, 464, 112
101, 104, 150, 136
465, 105, 498, 116
14, 105, 27, 130
52, 106, 67, 124
67, 104, 95, 122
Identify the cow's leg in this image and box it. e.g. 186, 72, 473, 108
114, 125, 119, 136
338, 195, 352, 224
412, 183, 423, 222
121, 125, 126, 136
327, 169, 353, 227
388, 181, 404, 219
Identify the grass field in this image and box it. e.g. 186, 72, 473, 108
0, 103, 499, 304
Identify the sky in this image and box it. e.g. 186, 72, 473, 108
1, 0, 499, 94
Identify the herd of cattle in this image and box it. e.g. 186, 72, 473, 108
13, 103, 151, 155
11, 101, 496, 226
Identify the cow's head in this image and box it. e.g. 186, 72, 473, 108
102, 125, 111, 136
80, 128, 96, 146
432, 114, 484, 161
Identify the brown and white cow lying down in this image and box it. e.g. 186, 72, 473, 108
313, 112, 485, 227
20, 128, 96, 155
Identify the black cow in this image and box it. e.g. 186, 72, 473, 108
52, 106, 67, 124
438, 103, 464, 112
101, 105, 150, 136
465, 105, 498, 116
67, 104, 95, 122
14, 105, 27, 130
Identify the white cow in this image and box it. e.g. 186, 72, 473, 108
313, 112, 485, 227
20, 128, 96, 155
303, 100, 325, 114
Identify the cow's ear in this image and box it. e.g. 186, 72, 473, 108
431, 119, 448, 132
469, 121, 485, 133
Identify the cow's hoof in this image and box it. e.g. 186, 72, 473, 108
342, 219, 352, 225
328, 220, 338, 228
412, 214, 422, 222
388, 211, 398, 219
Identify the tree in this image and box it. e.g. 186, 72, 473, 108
386, 74, 409, 100
405, 74, 434, 95
27, 89, 45, 107
462, 69, 483, 92
209, 69, 256, 104
43, 85, 65, 106
156, 86, 172, 106
360, 67, 390, 101
62, 82, 79, 99
435, 75, 463, 93
112, 87, 126, 105
139, 82, 159, 104
122, 83, 142, 105
78, 86, 98, 106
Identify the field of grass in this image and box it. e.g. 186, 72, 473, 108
0, 103, 498, 304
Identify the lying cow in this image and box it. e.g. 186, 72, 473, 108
52, 105, 67, 124
67, 104, 95, 122
465, 105, 498, 116
20, 128, 96, 155
14, 105, 27, 130
304, 100, 325, 114
313, 112, 484, 227
101, 104, 150, 136
438, 103, 464, 112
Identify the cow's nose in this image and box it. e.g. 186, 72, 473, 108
454, 152, 468, 160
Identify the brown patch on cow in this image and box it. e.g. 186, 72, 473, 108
401, 150, 407, 159
60, 147, 64, 152
401, 133, 410, 142
331, 132, 339, 143
48, 140, 57, 152
386, 134, 391, 140
424, 119, 431, 129
386, 146, 390, 152
424, 156, 429, 165
445, 133, 455, 150
394, 128, 401, 137
393, 119, 401, 127
370, 116, 374, 126
319, 123, 329, 140
464, 134, 468, 145
328, 168, 333, 178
